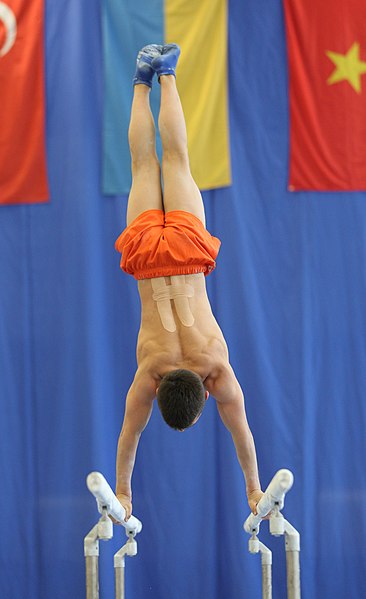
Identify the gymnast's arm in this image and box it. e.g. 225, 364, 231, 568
206, 365, 263, 513
115, 370, 156, 520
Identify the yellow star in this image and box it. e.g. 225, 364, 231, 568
326, 42, 366, 94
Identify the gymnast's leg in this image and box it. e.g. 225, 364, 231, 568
126, 49, 163, 226
155, 47, 206, 226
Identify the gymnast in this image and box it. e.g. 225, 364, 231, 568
115, 44, 263, 521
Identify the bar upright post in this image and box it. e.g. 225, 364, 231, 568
86, 556, 99, 599
115, 561, 125, 599
261, 554, 272, 599
114, 536, 137, 599
270, 512, 301, 599
84, 525, 99, 599
248, 534, 272, 599
284, 521, 301, 599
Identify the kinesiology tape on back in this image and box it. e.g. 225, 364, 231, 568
151, 276, 195, 332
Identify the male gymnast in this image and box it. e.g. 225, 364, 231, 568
115, 44, 263, 520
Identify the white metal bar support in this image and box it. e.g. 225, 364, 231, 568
249, 535, 272, 599
85, 473, 142, 599
114, 536, 138, 599
284, 520, 301, 599
84, 525, 100, 599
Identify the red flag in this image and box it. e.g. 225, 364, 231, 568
283, 0, 366, 191
0, 0, 48, 205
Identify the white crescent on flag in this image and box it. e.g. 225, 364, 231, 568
0, 1, 17, 57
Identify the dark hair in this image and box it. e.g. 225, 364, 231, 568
157, 369, 206, 430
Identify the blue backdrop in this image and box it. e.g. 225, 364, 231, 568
1, 0, 365, 598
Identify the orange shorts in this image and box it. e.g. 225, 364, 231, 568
115, 209, 221, 280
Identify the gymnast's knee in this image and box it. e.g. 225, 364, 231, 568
130, 151, 160, 177
162, 151, 190, 181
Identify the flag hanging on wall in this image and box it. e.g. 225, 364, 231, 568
283, 0, 366, 191
165, 0, 230, 191
102, 0, 231, 195
0, 0, 49, 205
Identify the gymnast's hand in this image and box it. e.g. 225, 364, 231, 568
115, 493, 133, 523
247, 489, 265, 515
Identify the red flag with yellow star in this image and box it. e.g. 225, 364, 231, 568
283, 0, 366, 191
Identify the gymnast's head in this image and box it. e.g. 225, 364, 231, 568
156, 369, 208, 431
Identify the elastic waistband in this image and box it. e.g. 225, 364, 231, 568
134, 265, 208, 280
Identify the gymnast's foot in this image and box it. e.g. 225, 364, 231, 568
133, 44, 163, 88
152, 43, 181, 80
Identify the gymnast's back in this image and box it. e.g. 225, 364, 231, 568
136, 273, 229, 383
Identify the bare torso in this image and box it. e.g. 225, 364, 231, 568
136, 273, 228, 386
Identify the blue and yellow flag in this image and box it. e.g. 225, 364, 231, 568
102, 0, 231, 194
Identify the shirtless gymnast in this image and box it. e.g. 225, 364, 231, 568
115, 44, 263, 520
